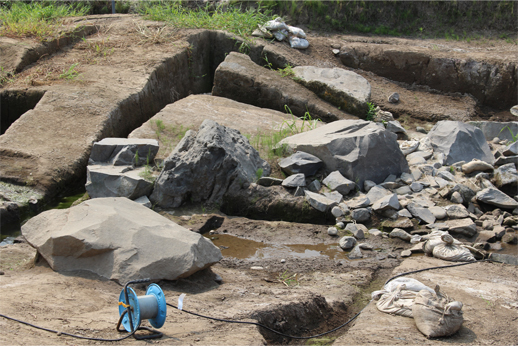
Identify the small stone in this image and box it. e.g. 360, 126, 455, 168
451, 191, 463, 204
250, 266, 264, 270
363, 180, 376, 192
351, 208, 371, 222
388, 253, 397, 259
180, 215, 191, 221
410, 182, 423, 192
214, 274, 223, 284
332, 49, 340, 55
280, 259, 286, 263
389, 228, 412, 241
368, 229, 382, 237
388, 92, 400, 103
492, 137, 501, 144
348, 245, 363, 259
502, 233, 517, 244
331, 206, 344, 218
339, 236, 357, 250
359, 243, 373, 250
510, 105, 518, 117
416, 126, 427, 134
401, 250, 412, 257
336, 221, 345, 229
328, 227, 338, 236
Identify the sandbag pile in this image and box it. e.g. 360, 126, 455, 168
372, 278, 464, 338
423, 232, 476, 262
252, 17, 309, 49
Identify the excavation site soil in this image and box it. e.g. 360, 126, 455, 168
1, 14, 517, 346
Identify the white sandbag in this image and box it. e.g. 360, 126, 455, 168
376, 284, 417, 318
264, 17, 288, 31
288, 36, 309, 49
252, 25, 273, 39
432, 234, 475, 262
273, 29, 288, 41
372, 277, 434, 300
423, 231, 462, 255
287, 25, 306, 38
413, 287, 464, 338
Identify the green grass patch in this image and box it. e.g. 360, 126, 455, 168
0, 1, 90, 41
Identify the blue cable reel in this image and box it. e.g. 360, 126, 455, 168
117, 279, 167, 340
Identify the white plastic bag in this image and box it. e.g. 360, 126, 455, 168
273, 29, 288, 41
264, 17, 287, 31
287, 25, 306, 38
288, 36, 309, 49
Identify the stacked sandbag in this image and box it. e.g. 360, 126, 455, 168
413, 285, 464, 338
423, 232, 476, 262
252, 17, 309, 49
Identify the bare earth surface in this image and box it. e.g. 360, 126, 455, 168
1, 14, 517, 346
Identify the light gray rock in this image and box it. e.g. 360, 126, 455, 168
445, 204, 470, 219
400, 140, 420, 156
372, 193, 400, 212
400, 172, 415, 185
89, 138, 159, 166
304, 190, 338, 212
331, 206, 344, 218
348, 245, 363, 259
493, 163, 518, 188
429, 206, 447, 220
450, 191, 464, 204
323, 171, 356, 196
434, 176, 450, 189
339, 236, 357, 250
347, 195, 371, 209
134, 195, 152, 208
351, 208, 371, 222
327, 227, 338, 236
151, 120, 270, 208
389, 228, 412, 241
444, 218, 477, 237
368, 229, 382, 237
394, 185, 412, 195
476, 188, 518, 209
346, 223, 365, 239
279, 151, 323, 177
503, 141, 518, 156
494, 155, 518, 167
462, 160, 494, 174
407, 202, 436, 224
406, 152, 427, 166
279, 119, 409, 188
282, 173, 306, 188
366, 185, 392, 204
86, 165, 154, 200
386, 120, 406, 134
428, 121, 494, 166
410, 182, 423, 192
363, 180, 376, 192
401, 250, 412, 257
292, 66, 371, 117
338, 202, 350, 215
437, 170, 456, 182
324, 191, 344, 204
21, 197, 222, 283
384, 174, 397, 183
398, 208, 413, 218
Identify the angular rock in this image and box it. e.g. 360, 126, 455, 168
476, 188, 518, 209
410, 182, 423, 192
351, 208, 371, 222
307, 179, 322, 192
407, 202, 436, 224
429, 206, 447, 219
21, 197, 222, 283
257, 177, 283, 187
331, 206, 344, 218
406, 152, 427, 166
386, 120, 406, 134
445, 205, 470, 219
134, 195, 152, 208
279, 119, 409, 188
279, 151, 323, 177
366, 185, 392, 204
489, 253, 518, 266
469, 121, 518, 143
372, 193, 400, 212
363, 180, 376, 192
346, 223, 365, 239
151, 120, 270, 208
86, 165, 154, 200
450, 191, 463, 204
437, 170, 456, 182
212, 52, 353, 122
381, 217, 414, 230
428, 121, 494, 166
347, 195, 371, 209
368, 229, 382, 237
89, 138, 159, 166
444, 218, 477, 237
323, 171, 356, 196
400, 172, 415, 184
400, 141, 419, 156
282, 173, 306, 188
339, 236, 357, 250
348, 245, 363, 259
304, 190, 337, 212
324, 191, 343, 204
292, 66, 371, 117
388, 92, 400, 103
394, 185, 412, 195
493, 163, 518, 188
502, 141, 518, 156
398, 209, 413, 218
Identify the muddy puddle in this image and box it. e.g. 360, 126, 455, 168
207, 234, 358, 261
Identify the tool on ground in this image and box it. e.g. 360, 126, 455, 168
116, 278, 167, 340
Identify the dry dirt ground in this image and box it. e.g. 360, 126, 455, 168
1, 14, 517, 346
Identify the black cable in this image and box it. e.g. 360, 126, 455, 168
0, 258, 499, 341
166, 301, 367, 340
0, 312, 137, 342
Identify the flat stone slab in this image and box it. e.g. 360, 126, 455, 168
129, 94, 319, 160
292, 66, 371, 117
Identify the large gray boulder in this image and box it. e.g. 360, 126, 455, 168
21, 197, 222, 283
469, 121, 518, 142
476, 187, 518, 209
279, 120, 409, 188
428, 121, 494, 166
211, 52, 355, 122
151, 120, 270, 208
292, 66, 371, 118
